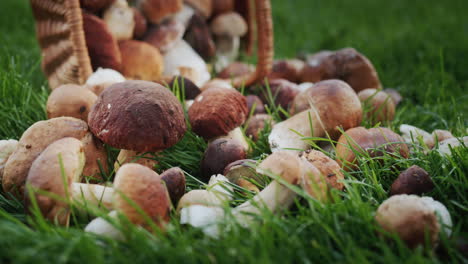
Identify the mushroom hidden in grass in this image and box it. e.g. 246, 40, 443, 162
269, 80, 362, 152
390, 165, 434, 195
375, 194, 452, 249
25, 138, 115, 225
85, 163, 171, 239
358, 88, 395, 124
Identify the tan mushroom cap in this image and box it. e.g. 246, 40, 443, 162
210, 12, 247, 36
299, 157, 328, 201
300, 150, 344, 191
103, 0, 135, 41
2, 117, 89, 195
88, 81, 186, 152
46, 84, 98, 121
0, 139, 18, 181
113, 164, 171, 229
25, 138, 85, 226
139, 0, 183, 24
257, 151, 302, 185
118, 40, 164, 81
358, 88, 395, 124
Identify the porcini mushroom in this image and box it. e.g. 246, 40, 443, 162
399, 124, 435, 149
46, 84, 98, 121
80, 0, 114, 13
358, 88, 395, 124
138, 0, 183, 24
160, 167, 186, 206
218, 62, 255, 80
262, 79, 300, 111
0, 139, 18, 181
118, 40, 164, 81
201, 138, 247, 181
245, 114, 274, 141
184, 13, 216, 60
245, 95, 265, 115
375, 194, 452, 248
132, 7, 148, 39
25, 138, 114, 225
390, 165, 434, 195
437, 136, 468, 156
88, 80, 186, 152
267, 59, 305, 83
85, 68, 126, 96
143, 18, 185, 53
223, 159, 261, 193
103, 0, 135, 41
269, 80, 362, 152
299, 149, 344, 191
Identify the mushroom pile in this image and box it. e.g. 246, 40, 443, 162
0, 0, 465, 251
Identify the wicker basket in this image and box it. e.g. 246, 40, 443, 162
30, 0, 274, 89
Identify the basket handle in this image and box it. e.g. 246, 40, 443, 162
232, 0, 274, 87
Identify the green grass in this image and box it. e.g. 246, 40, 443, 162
0, 0, 467, 263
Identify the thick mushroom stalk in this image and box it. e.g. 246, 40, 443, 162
269, 80, 362, 152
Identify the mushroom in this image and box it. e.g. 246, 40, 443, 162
185, 0, 213, 18
82, 12, 122, 71
85, 68, 126, 96
223, 159, 261, 193
375, 194, 452, 248
399, 124, 435, 149
24, 138, 114, 225
210, 12, 248, 71
102, 0, 135, 41
383, 88, 403, 106
357, 88, 395, 124
299, 50, 335, 83
214, 127, 250, 151
432, 130, 454, 144
113, 150, 158, 172
269, 80, 362, 152
437, 136, 468, 156
245, 95, 265, 115
132, 7, 148, 39
390, 165, 434, 195
2, 117, 107, 196
143, 18, 185, 53
335, 127, 410, 171
118, 40, 164, 81
267, 59, 305, 83
160, 167, 186, 206
138, 0, 183, 24
88, 80, 186, 152
0, 139, 18, 181
201, 78, 234, 91
218, 62, 255, 79
85, 163, 171, 239
46, 84, 98, 121
212, 0, 234, 16
299, 149, 344, 191
167, 75, 202, 100
188, 87, 248, 140
261, 79, 300, 111
163, 40, 211, 86
201, 138, 247, 181
79, 0, 115, 13
245, 114, 275, 141
184, 13, 216, 60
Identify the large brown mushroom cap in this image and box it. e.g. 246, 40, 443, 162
25, 138, 85, 225
88, 81, 186, 152
291, 79, 363, 139
300, 150, 344, 191
139, 0, 183, 24
188, 87, 247, 139
82, 12, 122, 71
358, 88, 395, 124
118, 40, 164, 81
113, 163, 171, 228
46, 84, 98, 121
2, 117, 89, 195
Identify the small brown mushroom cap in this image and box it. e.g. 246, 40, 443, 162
80, 0, 115, 13
262, 79, 300, 110
185, 0, 213, 18
160, 167, 186, 206
2, 117, 89, 195
25, 137, 85, 225
299, 51, 335, 83
375, 194, 440, 248
218, 62, 255, 79
358, 88, 395, 124
390, 165, 434, 195
143, 19, 185, 53
335, 127, 409, 170
188, 87, 247, 139
46, 84, 98, 121
113, 163, 171, 229
268, 59, 305, 83
88, 80, 186, 152
168, 75, 201, 100
201, 138, 246, 181
245, 114, 274, 141
132, 7, 148, 39
210, 12, 247, 36
300, 150, 344, 191
245, 95, 265, 115
290, 79, 363, 140
82, 12, 122, 71
118, 40, 164, 81
184, 14, 216, 60
138, 0, 183, 24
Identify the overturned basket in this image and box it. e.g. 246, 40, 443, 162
30, 0, 274, 89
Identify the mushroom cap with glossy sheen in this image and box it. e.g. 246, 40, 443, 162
390, 165, 434, 195
210, 12, 247, 36
160, 167, 186, 206
139, 0, 183, 24
201, 138, 246, 181
358, 88, 395, 123
188, 87, 247, 139
113, 163, 171, 229
300, 150, 344, 191
25, 138, 85, 225
88, 81, 186, 152
118, 40, 164, 81
291, 79, 363, 139
2, 117, 89, 195
46, 84, 98, 121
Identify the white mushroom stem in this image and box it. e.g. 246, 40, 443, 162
172, 4, 195, 27
163, 40, 210, 87
213, 127, 249, 151
214, 35, 240, 72
71, 183, 114, 209
269, 109, 326, 153
85, 211, 124, 240
179, 205, 224, 238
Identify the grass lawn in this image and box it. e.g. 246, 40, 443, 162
0, 0, 467, 263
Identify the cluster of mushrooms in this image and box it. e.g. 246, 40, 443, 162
0, 0, 467, 249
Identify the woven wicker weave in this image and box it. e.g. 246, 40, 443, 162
30, 0, 273, 89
